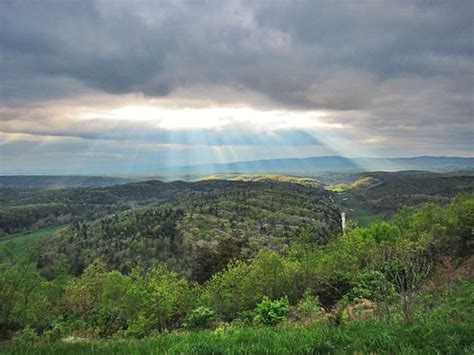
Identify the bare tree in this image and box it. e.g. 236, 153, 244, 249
386, 252, 432, 324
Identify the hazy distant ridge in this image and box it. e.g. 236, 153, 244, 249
157, 156, 474, 174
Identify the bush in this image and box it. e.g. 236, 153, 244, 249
124, 314, 154, 338
183, 307, 216, 330
13, 326, 39, 344
291, 291, 324, 324
43, 317, 68, 342
232, 309, 255, 327
349, 270, 396, 303
347, 270, 396, 321
253, 296, 289, 326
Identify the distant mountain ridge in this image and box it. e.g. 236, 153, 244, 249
158, 156, 474, 174
2, 156, 473, 177
0, 175, 133, 188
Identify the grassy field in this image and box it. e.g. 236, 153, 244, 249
333, 192, 381, 227
2, 320, 473, 354
327, 181, 382, 227
0, 227, 64, 259
344, 204, 382, 227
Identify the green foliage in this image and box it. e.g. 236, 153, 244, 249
200, 250, 298, 320
142, 265, 194, 331
0, 185, 473, 352
12, 326, 39, 345
42, 317, 70, 343
253, 296, 289, 326
183, 307, 215, 330
348, 270, 396, 303
31, 181, 341, 278
335, 171, 474, 225
291, 291, 322, 323
58, 260, 195, 338
0, 258, 56, 338
123, 314, 153, 339
65, 259, 108, 317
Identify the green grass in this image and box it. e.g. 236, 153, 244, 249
345, 204, 382, 227
0, 226, 64, 259
2, 320, 473, 354
325, 183, 350, 193
333, 192, 381, 227
326, 177, 379, 193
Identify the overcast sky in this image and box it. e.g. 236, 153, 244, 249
1, 0, 473, 174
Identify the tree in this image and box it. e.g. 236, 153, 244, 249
385, 252, 432, 324
65, 259, 108, 316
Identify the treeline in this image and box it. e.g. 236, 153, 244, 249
1, 194, 472, 342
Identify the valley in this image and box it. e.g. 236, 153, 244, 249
3, 2, 472, 352
1, 169, 473, 353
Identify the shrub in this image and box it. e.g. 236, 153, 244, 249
349, 270, 396, 303
233, 309, 255, 327
348, 270, 396, 321
291, 291, 324, 324
183, 307, 216, 330
43, 317, 68, 342
124, 314, 154, 338
13, 326, 39, 344
253, 296, 289, 326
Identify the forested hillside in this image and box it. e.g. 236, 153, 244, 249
202, 174, 323, 187
36, 181, 340, 280
332, 171, 474, 225
1, 193, 473, 353
0, 174, 473, 353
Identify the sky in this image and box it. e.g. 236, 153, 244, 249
1, 0, 473, 174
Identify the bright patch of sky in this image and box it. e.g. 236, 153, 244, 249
79, 105, 339, 131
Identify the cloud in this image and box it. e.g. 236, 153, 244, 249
0, 108, 326, 146
1, 1, 471, 103
0, 0, 472, 172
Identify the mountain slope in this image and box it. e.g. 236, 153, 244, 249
334, 170, 474, 225
36, 180, 341, 280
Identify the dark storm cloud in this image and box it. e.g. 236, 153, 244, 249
0, 0, 172, 99
258, 1, 473, 75
1, 1, 471, 104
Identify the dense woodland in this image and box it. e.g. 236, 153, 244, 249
0, 175, 473, 353
2, 171, 472, 236
36, 182, 341, 281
